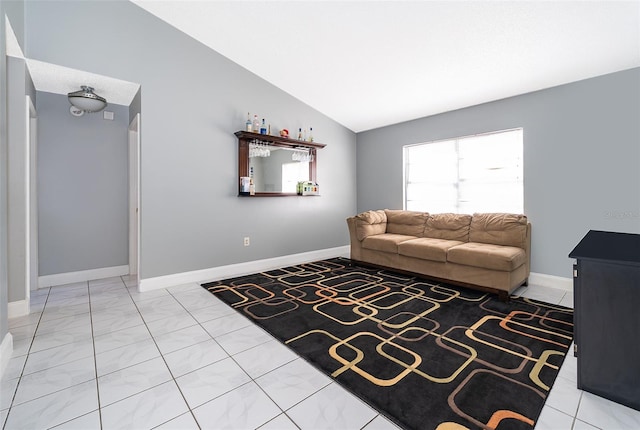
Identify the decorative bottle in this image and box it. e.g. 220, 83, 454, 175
260, 119, 267, 135
308, 127, 314, 142
252, 115, 260, 133
245, 113, 252, 132
298, 128, 303, 140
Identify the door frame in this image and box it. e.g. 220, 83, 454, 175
26, 95, 38, 299
128, 113, 141, 288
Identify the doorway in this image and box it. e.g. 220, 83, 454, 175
34, 95, 139, 290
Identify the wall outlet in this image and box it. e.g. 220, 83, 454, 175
243, 237, 250, 246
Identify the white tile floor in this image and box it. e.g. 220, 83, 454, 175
1, 276, 638, 429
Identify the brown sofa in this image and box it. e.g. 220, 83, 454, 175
346, 210, 531, 300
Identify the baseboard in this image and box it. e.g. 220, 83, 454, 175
139, 246, 351, 292
529, 272, 573, 292
0, 332, 13, 380
38, 265, 130, 288
8, 300, 29, 318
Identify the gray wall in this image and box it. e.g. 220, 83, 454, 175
25, 0, 357, 280
37, 92, 130, 276
357, 68, 640, 278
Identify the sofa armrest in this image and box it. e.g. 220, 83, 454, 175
346, 217, 362, 260
346, 217, 359, 241
525, 222, 531, 277
350, 210, 388, 241
347, 210, 387, 261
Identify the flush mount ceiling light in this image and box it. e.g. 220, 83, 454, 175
67, 85, 107, 113
69, 105, 85, 117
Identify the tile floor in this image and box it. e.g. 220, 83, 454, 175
1, 275, 638, 429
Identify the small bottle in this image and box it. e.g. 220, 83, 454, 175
298, 128, 303, 140
308, 127, 314, 142
245, 113, 252, 132
252, 115, 260, 133
249, 178, 255, 196
260, 119, 267, 135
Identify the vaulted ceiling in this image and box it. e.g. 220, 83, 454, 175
15, 1, 640, 131
131, 1, 640, 132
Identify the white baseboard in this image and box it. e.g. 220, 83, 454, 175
0, 332, 13, 380
39, 265, 129, 288
139, 246, 350, 292
8, 300, 29, 318
529, 272, 573, 292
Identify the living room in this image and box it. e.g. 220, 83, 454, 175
1, 1, 639, 429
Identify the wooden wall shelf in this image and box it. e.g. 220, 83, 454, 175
234, 131, 326, 150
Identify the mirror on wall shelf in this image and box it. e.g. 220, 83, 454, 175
236, 131, 326, 197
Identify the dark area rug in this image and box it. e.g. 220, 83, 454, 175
202, 257, 573, 430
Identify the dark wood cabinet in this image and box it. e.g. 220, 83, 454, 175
569, 230, 640, 411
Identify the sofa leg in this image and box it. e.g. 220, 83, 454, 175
522, 278, 529, 287
498, 291, 509, 302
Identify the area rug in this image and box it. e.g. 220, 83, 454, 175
201, 258, 573, 430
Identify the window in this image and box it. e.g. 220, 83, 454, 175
281, 162, 309, 193
403, 128, 523, 214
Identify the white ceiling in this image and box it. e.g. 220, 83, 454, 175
26, 59, 140, 107
132, 0, 640, 132
9, 2, 639, 129
5, 16, 139, 108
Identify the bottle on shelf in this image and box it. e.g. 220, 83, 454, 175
298, 128, 303, 140
252, 115, 260, 133
260, 119, 267, 135
245, 113, 252, 132
308, 127, 314, 142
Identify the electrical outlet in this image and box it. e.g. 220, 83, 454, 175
243, 237, 250, 247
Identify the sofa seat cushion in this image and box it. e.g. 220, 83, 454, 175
398, 238, 465, 262
447, 242, 526, 271
362, 234, 418, 254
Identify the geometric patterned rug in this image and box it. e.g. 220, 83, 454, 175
201, 257, 574, 430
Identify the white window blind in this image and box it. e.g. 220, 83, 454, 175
404, 128, 523, 214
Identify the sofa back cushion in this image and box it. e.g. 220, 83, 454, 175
384, 209, 428, 237
355, 210, 387, 241
469, 213, 528, 249
424, 213, 472, 241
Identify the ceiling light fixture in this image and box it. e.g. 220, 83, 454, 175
67, 85, 107, 113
